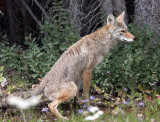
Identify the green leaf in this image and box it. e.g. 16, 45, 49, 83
37, 118, 43, 122
0, 66, 4, 72
138, 84, 143, 92
17, 81, 24, 87
0, 77, 4, 82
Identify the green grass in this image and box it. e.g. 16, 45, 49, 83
1, 83, 160, 122
1, 103, 160, 122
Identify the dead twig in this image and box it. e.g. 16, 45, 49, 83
33, 0, 49, 20
20, 0, 42, 26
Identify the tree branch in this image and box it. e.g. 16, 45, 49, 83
20, 0, 42, 26
33, 0, 49, 20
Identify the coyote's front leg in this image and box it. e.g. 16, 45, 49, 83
83, 69, 92, 107
74, 81, 82, 105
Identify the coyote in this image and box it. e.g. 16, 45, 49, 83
3, 11, 135, 120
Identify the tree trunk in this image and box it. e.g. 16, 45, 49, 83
22, 6, 28, 40
134, 0, 160, 37
64, 0, 81, 29
5, 0, 15, 46
101, 0, 113, 25
112, 0, 128, 24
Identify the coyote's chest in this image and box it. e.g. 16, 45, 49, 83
86, 53, 104, 70
95, 55, 103, 66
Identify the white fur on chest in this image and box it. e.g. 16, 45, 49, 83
95, 55, 104, 66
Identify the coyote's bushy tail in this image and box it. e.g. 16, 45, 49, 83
1, 83, 44, 107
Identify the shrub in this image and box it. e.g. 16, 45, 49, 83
0, 35, 24, 81
0, 2, 80, 84
0, 66, 4, 81
92, 21, 160, 92
1, 14, 160, 94
23, 2, 80, 80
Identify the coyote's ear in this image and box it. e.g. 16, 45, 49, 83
116, 11, 125, 21
107, 14, 117, 27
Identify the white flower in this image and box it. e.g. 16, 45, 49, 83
85, 107, 104, 121
84, 112, 102, 121
27, 96, 40, 106
1, 77, 8, 87
93, 113, 100, 119
18, 101, 30, 109
87, 106, 99, 113
96, 110, 104, 115
7, 95, 40, 110
85, 115, 96, 121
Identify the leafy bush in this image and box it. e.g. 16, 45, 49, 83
0, 66, 4, 81
23, 2, 80, 80
92, 22, 160, 92
0, 2, 80, 84
1, 11, 160, 94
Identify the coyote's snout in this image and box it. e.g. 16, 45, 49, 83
4, 11, 135, 121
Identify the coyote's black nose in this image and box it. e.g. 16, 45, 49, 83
133, 37, 137, 40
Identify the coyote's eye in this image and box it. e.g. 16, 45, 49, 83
121, 30, 125, 33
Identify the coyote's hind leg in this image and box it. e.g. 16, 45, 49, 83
48, 81, 77, 121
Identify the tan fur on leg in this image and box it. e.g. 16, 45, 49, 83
75, 81, 82, 104
48, 100, 68, 121
32, 84, 39, 90
83, 69, 92, 106
48, 81, 77, 121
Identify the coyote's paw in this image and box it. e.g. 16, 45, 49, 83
62, 117, 68, 121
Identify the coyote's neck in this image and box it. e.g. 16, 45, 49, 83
89, 26, 118, 55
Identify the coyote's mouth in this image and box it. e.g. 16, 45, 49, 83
121, 38, 134, 42
125, 39, 134, 42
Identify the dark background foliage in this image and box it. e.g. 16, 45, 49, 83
0, 0, 160, 93
1, 0, 159, 46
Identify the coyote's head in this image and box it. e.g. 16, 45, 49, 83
107, 11, 136, 42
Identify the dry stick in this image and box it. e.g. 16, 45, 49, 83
20, 0, 42, 27
33, 0, 49, 20
32, 0, 50, 41
21, 109, 27, 122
